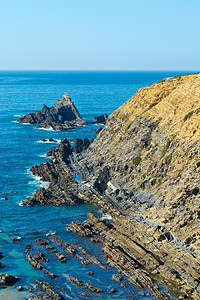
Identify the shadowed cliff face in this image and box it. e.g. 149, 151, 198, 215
17, 92, 88, 130
77, 73, 200, 249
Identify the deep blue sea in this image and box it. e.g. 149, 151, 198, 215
0, 71, 194, 299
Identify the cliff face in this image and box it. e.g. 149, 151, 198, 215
77, 73, 200, 252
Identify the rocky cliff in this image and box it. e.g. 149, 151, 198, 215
79, 73, 200, 239
17, 92, 87, 130
74, 73, 200, 298
25, 73, 200, 299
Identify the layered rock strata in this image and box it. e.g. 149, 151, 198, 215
25, 234, 139, 298
25, 73, 200, 298
23, 138, 91, 206
17, 92, 87, 131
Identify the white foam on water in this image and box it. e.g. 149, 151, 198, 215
46, 231, 56, 236
38, 153, 47, 158
37, 126, 54, 131
34, 175, 42, 181
18, 201, 24, 207
11, 120, 18, 123
35, 139, 61, 144
26, 171, 51, 189
41, 181, 51, 189
13, 114, 22, 117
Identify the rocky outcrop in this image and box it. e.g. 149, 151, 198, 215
94, 113, 108, 124
70, 213, 169, 299
0, 274, 20, 285
17, 93, 88, 131
29, 280, 65, 300
23, 138, 92, 206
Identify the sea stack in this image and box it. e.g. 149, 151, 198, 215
17, 92, 88, 131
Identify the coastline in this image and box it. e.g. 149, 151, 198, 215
1, 71, 200, 299
21, 73, 200, 299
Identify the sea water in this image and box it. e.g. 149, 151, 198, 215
0, 71, 192, 299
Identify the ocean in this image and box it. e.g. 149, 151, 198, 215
0, 70, 192, 299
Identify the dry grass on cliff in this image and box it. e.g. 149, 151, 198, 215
113, 73, 200, 141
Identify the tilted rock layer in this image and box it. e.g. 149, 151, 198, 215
80, 73, 200, 245
26, 73, 200, 298
73, 73, 200, 298
17, 92, 87, 130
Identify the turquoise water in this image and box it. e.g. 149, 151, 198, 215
0, 71, 193, 299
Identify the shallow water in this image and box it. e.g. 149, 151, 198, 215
0, 70, 192, 299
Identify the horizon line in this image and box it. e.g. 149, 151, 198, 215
0, 69, 199, 72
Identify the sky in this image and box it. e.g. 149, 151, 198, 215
0, 0, 199, 70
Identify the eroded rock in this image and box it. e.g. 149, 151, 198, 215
17, 93, 87, 131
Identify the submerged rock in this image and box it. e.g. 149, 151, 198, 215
111, 274, 123, 282
0, 263, 5, 269
11, 236, 21, 242
109, 288, 116, 294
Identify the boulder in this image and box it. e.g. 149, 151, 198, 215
0, 274, 20, 284
111, 274, 123, 282
109, 288, 116, 293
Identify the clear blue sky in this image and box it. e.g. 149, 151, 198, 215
0, 0, 199, 70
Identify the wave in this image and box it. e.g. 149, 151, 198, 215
13, 114, 22, 117
38, 153, 47, 158
35, 139, 61, 144
18, 201, 24, 207
11, 120, 18, 123
33, 175, 42, 181
37, 126, 54, 131
46, 231, 56, 236
26, 170, 51, 189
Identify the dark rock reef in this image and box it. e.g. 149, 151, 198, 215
17, 92, 88, 131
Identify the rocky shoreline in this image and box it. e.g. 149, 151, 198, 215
5, 74, 200, 299
19, 134, 195, 299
